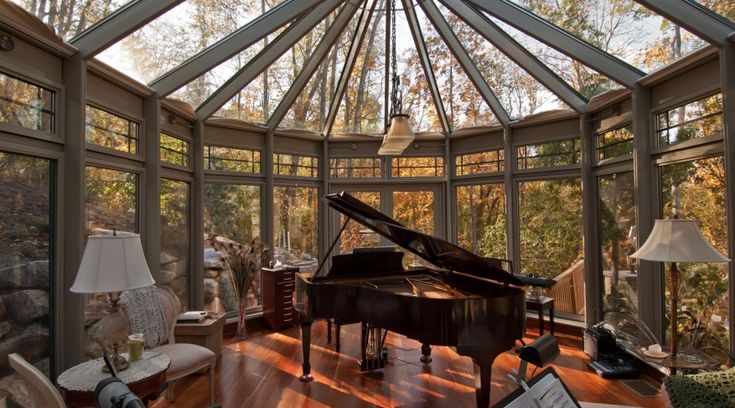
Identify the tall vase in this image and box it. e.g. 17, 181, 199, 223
237, 302, 248, 339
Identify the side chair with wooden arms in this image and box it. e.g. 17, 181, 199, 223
8, 353, 65, 408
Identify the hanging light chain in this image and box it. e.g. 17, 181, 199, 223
390, 0, 402, 117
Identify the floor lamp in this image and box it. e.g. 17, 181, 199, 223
630, 219, 729, 362
71, 233, 155, 371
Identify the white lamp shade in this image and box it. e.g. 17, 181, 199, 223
70, 234, 155, 293
630, 219, 730, 263
379, 114, 414, 155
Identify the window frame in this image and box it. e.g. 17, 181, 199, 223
160, 132, 191, 170
454, 148, 505, 177
203, 144, 262, 175
84, 101, 142, 159
0, 65, 63, 142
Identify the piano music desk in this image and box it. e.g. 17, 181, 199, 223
525, 296, 555, 336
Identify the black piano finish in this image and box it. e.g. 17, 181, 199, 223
294, 192, 527, 407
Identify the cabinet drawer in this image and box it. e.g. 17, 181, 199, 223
275, 270, 295, 283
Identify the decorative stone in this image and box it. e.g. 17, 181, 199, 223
0, 322, 11, 338
204, 248, 225, 270
2, 290, 48, 324
0, 324, 49, 373
204, 278, 216, 305
158, 270, 177, 286
0, 261, 49, 290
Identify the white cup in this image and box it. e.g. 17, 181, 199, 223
648, 344, 662, 353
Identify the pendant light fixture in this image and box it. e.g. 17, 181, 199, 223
379, 0, 415, 155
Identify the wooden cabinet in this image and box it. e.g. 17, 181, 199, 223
262, 267, 299, 330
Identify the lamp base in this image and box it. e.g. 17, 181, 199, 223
101, 343, 129, 373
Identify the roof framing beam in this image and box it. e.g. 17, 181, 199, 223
268, 0, 363, 130
420, 0, 510, 125
150, 0, 324, 96
403, 0, 451, 135
71, 0, 185, 59
440, 0, 587, 114
323, 0, 380, 138
464, 0, 644, 88
196, 0, 343, 120
633, 0, 735, 46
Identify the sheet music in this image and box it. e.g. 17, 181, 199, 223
502, 373, 578, 408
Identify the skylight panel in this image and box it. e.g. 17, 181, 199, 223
11, 0, 132, 40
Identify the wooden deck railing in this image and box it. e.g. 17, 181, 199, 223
545, 259, 585, 315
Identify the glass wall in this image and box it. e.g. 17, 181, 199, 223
456, 184, 507, 259
519, 178, 584, 318
0, 151, 53, 405
598, 172, 639, 338
273, 186, 319, 271
0, 73, 54, 133
338, 191, 381, 254
393, 190, 436, 267
203, 184, 261, 314
660, 156, 729, 362
160, 178, 190, 311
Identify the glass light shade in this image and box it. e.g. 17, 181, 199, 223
379, 114, 414, 155
630, 219, 730, 263
70, 234, 155, 293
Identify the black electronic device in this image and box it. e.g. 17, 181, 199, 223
584, 323, 639, 379
516, 274, 556, 288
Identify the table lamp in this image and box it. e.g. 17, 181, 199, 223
71, 233, 155, 371
630, 219, 729, 360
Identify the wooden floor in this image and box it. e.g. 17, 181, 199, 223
151, 321, 664, 408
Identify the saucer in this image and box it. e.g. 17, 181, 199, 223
642, 349, 669, 359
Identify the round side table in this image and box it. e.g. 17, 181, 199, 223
57, 351, 170, 407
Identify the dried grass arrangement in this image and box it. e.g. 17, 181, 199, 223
211, 236, 269, 339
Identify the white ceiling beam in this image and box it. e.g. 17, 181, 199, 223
71, 0, 185, 59
440, 0, 587, 113
634, 0, 735, 46
420, 0, 510, 125
150, 0, 325, 96
465, 0, 644, 88
196, 0, 343, 120
403, 0, 451, 135
323, 0, 380, 138
267, 0, 363, 130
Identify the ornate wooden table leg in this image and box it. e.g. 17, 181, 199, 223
300, 321, 314, 382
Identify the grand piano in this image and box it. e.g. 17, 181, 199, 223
294, 192, 527, 407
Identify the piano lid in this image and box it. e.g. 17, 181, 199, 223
325, 192, 526, 286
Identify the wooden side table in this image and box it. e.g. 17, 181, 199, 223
526, 296, 555, 335
57, 351, 169, 407
629, 346, 719, 375
175, 313, 226, 358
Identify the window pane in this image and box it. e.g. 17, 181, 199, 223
83, 166, 137, 357
597, 126, 633, 162
0, 72, 54, 133
204, 145, 261, 173
161, 178, 190, 312
456, 184, 506, 259
391, 156, 445, 177
455, 150, 504, 176
393, 190, 435, 267
85, 105, 139, 154
160, 133, 190, 167
517, 139, 580, 169
273, 186, 319, 271
338, 191, 381, 254
599, 172, 639, 340
660, 156, 729, 363
204, 184, 261, 315
329, 157, 382, 178
0, 151, 54, 404
656, 93, 723, 147
273, 154, 318, 177
519, 178, 584, 318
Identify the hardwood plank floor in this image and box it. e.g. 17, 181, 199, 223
151, 321, 663, 408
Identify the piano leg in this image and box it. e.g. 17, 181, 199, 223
299, 321, 314, 382
472, 361, 492, 408
420, 343, 432, 363
458, 343, 511, 408
327, 319, 332, 343
335, 322, 341, 352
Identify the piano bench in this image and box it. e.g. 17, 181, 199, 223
525, 296, 555, 336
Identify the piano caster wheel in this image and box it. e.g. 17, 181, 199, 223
382, 347, 388, 362
420, 355, 432, 363
299, 374, 314, 383
420, 344, 432, 363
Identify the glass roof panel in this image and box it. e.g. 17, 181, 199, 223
414, 7, 496, 130
490, 16, 622, 99
440, 4, 568, 119
326, 6, 386, 135
279, 14, 356, 131
96, 0, 285, 84
692, 1, 735, 23
11, 0, 133, 40
212, 70, 268, 123
506, 0, 708, 72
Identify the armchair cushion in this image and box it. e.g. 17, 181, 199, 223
663, 368, 735, 408
153, 343, 215, 379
